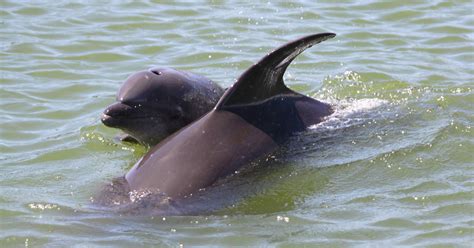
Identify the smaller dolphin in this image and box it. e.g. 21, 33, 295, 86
101, 68, 224, 146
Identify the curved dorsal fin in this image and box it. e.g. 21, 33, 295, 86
216, 33, 336, 109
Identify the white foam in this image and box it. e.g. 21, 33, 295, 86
309, 98, 389, 131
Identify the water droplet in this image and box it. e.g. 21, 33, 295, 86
277, 215, 290, 223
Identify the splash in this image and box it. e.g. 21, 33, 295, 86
309, 98, 389, 131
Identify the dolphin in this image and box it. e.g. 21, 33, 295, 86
120, 33, 336, 200
101, 68, 224, 146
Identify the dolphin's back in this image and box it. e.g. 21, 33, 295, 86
125, 110, 277, 198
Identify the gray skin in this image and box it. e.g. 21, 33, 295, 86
121, 33, 336, 200
101, 67, 224, 146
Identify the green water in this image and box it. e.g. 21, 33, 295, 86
1, 1, 473, 247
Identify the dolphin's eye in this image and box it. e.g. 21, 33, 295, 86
151, 70, 162, 76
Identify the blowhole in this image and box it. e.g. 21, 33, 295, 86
151, 70, 162, 76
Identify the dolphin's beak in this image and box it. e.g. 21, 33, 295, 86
100, 113, 114, 126
101, 102, 133, 127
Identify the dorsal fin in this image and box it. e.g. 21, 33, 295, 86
215, 33, 336, 109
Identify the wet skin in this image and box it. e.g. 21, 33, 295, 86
120, 33, 336, 199
101, 67, 224, 146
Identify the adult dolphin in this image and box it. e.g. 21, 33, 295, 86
125, 33, 336, 199
101, 68, 224, 146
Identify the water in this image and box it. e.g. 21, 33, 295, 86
1, 0, 473, 247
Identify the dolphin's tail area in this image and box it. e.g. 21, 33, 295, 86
216, 33, 336, 109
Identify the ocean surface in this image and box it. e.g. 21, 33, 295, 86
1, 1, 473, 247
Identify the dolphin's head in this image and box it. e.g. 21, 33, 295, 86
101, 68, 196, 146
